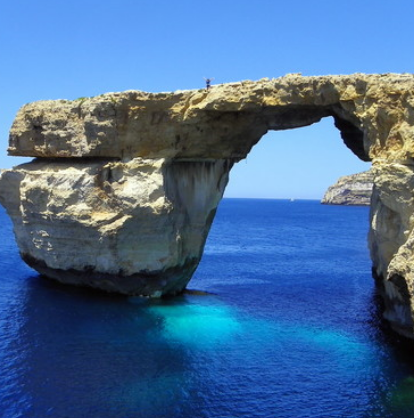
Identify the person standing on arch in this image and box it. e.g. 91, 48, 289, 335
204, 77, 214, 90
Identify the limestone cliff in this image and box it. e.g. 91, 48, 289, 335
3, 73, 414, 339
0, 158, 231, 295
321, 170, 373, 206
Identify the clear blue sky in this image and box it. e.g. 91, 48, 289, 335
1, 0, 413, 198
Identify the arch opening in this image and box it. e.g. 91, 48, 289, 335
255, 104, 369, 163
225, 115, 370, 200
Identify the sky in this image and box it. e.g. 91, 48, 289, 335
1, 0, 413, 199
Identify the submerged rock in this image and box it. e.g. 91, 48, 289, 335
3, 73, 414, 339
321, 170, 373, 206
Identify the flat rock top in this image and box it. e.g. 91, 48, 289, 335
8, 73, 414, 161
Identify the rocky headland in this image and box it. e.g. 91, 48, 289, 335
322, 170, 373, 205
2, 73, 414, 338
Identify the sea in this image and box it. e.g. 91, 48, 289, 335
1, 199, 414, 418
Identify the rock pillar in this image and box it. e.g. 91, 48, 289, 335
0, 158, 231, 296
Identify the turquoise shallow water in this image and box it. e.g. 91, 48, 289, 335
1, 199, 414, 418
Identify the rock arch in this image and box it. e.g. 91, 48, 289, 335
1, 73, 414, 338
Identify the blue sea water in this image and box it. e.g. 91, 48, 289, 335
1, 199, 414, 418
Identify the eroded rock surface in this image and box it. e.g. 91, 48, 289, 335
321, 170, 373, 206
0, 158, 230, 295
3, 73, 414, 338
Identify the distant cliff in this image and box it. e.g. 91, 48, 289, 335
321, 170, 373, 206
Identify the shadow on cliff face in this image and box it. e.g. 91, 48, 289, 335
368, 286, 414, 361
364, 289, 414, 417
